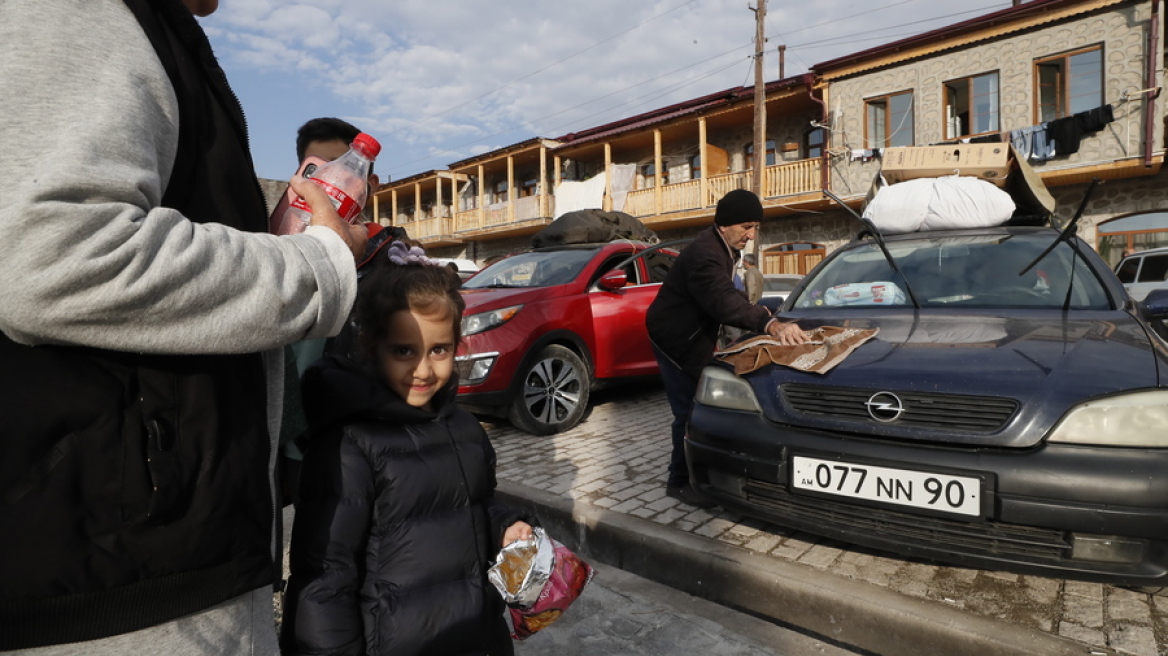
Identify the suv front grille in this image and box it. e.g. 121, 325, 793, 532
781, 384, 1018, 432
744, 479, 1070, 560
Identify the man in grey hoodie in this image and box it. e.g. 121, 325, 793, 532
0, 0, 366, 653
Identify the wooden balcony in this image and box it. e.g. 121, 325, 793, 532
453, 194, 553, 237
623, 158, 821, 218
398, 213, 459, 246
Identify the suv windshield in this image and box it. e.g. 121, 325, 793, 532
463, 248, 599, 289
791, 233, 1112, 310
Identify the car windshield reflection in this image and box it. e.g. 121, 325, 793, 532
791, 233, 1113, 310
463, 248, 599, 289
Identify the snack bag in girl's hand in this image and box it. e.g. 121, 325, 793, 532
488, 527, 595, 640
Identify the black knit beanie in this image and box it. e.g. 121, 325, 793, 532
714, 189, 763, 226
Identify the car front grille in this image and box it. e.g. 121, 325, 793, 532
781, 384, 1018, 432
743, 479, 1071, 560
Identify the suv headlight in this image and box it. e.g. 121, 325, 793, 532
462, 305, 522, 336
1047, 390, 1168, 447
694, 365, 761, 413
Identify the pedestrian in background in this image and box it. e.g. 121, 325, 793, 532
0, 0, 365, 653
279, 116, 397, 505
646, 189, 806, 508
743, 253, 765, 304
282, 242, 535, 655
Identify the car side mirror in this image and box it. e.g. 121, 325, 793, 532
598, 269, 628, 291
1143, 288, 1168, 320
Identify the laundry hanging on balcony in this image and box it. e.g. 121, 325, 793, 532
1007, 104, 1114, 162
552, 173, 606, 216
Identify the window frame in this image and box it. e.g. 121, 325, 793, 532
865, 90, 915, 148
492, 179, 509, 204
744, 139, 777, 169
944, 71, 1000, 140
1034, 45, 1104, 123
804, 127, 825, 159
639, 162, 668, 189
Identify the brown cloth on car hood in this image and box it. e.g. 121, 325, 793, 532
714, 326, 880, 375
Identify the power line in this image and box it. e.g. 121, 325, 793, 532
383, 41, 753, 176
383, 0, 1013, 177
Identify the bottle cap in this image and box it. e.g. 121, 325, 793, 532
352, 133, 382, 160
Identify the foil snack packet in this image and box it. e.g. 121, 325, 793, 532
488, 526, 595, 639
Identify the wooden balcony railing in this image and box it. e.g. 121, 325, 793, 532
399, 215, 452, 242
453, 194, 551, 233
399, 159, 822, 240
764, 158, 820, 198
622, 158, 821, 218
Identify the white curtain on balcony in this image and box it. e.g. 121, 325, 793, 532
609, 164, 635, 212
552, 173, 606, 216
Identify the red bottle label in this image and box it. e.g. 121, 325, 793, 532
289, 179, 362, 223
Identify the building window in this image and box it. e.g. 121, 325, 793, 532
690, 154, 701, 180
493, 180, 508, 203
1096, 211, 1168, 267
945, 72, 999, 139
763, 241, 826, 276
866, 91, 914, 148
640, 163, 667, 189
804, 127, 824, 159
1036, 46, 1103, 123
520, 178, 538, 198
744, 140, 776, 169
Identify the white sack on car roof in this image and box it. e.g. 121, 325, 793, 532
864, 176, 1016, 234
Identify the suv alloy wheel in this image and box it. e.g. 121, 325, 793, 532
507, 345, 591, 435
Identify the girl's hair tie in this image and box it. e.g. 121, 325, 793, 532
387, 240, 437, 267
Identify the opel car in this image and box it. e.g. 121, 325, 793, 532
687, 225, 1168, 588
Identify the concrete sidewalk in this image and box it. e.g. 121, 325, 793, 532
487, 383, 1166, 656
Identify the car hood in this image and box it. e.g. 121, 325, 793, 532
745, 310, 1165, 448
460, 285, 565, 312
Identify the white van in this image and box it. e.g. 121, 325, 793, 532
1115, 246, 1168, 300
433, 258, 480, 282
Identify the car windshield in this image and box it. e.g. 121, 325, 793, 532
790, 233, 1112, 310
462, 248, 599, 289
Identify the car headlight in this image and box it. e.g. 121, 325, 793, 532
694, 365, 762, 413
1047, 390, 1168, 447
461, 305, 522, 336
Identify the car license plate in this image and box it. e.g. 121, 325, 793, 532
791, 456, 982, 517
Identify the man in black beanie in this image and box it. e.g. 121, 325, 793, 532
646, 189, 806, 507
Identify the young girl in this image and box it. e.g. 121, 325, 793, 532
282, 242, 534, 656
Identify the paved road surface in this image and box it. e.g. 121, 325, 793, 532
513, 560, 862, 656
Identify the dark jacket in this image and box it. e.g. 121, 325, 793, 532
0, 0, 275, 649
646, 226, 773, 378
282, 356, 526, 656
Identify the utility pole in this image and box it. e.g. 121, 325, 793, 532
750, 0, 766, 199
750, 0, 766, 263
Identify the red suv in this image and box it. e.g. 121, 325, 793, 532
456, 241, 677, 434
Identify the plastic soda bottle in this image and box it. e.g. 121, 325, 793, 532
279, 132, 381, 234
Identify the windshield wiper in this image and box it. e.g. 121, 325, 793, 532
1018, 178, 1101, 311
823, 189, 921, 309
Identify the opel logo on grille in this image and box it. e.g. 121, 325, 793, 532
865, 392, 904, 422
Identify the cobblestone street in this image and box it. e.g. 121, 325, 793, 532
488, 382, 1167, 656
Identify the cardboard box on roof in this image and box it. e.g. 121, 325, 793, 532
881, 144, 1011, 187
866, 143, 1056, 223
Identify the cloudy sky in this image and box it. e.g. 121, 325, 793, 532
201, 0, 1010, 183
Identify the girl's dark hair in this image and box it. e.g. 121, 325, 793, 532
356, 256, 465, 352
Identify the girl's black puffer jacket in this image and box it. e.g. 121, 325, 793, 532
282, 355, 528, 656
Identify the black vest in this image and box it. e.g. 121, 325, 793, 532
0, 0, 275, 648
